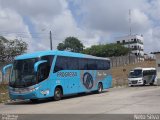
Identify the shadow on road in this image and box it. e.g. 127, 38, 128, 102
5, 90, 108, 105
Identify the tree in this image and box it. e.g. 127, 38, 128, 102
0, 36, 28, 62
82, 43, 130, 57
57, 37, 84, 52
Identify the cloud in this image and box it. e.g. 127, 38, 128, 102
0, 0, 100, 51
0, 0, 160, 53
73, 0, 151, 33
0, 6, 35, 51
69, 0, 160, 53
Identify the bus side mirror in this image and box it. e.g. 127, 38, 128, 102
2, 64, 13, 75
34, 60, 47, 72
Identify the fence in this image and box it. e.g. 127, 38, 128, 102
109, 54, 141, 67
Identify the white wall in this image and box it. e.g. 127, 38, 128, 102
155, 54, 160, 85
156, 54, 160, 77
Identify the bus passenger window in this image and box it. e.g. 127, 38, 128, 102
79, 58, 88, 70
88, 59, 97, 70
97, 60, 103, 70
38, 55, 54, 82
54, 56, 68, 72
67, 57, 79, 70
104, 61, 110, 70
37, 63, 50, 82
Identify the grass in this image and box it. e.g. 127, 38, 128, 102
0, 60, 156, 103
0, 84, 9, 103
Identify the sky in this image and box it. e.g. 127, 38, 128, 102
0, 0, 160, 53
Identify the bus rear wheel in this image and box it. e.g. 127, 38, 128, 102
150, 82, 154, 86
97, 83, 103, 93
54, 87, 62, 101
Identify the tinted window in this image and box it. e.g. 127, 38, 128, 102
97, 60, 104, 70
143, 70, 156, 76
79, 58, 88, 70
54, 56, 79, 72
103, 60, 110, 70
38, 55, 54, 82
54, 56, 68, 72
67, 57, 79, 70
88, 59, 97, 70
41, 55, 54, 66
54, 56, 110, 71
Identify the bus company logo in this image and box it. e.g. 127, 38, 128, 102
83, 72, 94, 89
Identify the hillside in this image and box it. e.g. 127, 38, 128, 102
112, 60, 156, 87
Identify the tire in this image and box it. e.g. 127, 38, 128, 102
54, 87, 62, 101
143, 80, 146, 86
30, 99, 38, 103
150, 82, 154, 86
97, 83, 103, 93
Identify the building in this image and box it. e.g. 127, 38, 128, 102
116, 34, 144, 60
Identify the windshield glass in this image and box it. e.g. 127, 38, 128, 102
129, 69, 142, 78
9, 55, 54, 88
10, 58, 38, 88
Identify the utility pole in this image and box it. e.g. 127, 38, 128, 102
50, 30, 53, 50
129, 9, 132, 36
128, 9, 132, 64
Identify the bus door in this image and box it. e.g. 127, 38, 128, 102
54, 56, 79, 94
67, 57, 79, 94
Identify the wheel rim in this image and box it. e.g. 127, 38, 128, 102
98, 84, 102, 92
55, 88, 61, 99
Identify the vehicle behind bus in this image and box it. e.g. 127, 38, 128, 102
128, 68, 156, 86
2, 50, 112, 102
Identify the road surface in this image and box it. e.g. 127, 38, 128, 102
0, 86, 160, 114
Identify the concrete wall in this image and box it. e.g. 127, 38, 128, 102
155, 54, 160, 85
109, 54, 139, 67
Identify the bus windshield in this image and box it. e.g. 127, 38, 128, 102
129, 69, 142, 78
9, 55, 54, 88
10, 58, 38, 88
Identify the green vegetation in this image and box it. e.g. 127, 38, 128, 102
82, 43, 130, 57
57, 37, 130, 57
0, 36, 28, 62
0, 36, 27, 103
57, 37, 84, 52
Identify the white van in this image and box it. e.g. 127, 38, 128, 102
128, 67, 157, 86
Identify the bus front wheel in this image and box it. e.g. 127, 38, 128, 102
143, 80, 146, 86
54, 87, 62, 101
30, 99, 38, 103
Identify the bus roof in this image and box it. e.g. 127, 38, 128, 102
133, 67, 156, 71
15, 50, 110, 61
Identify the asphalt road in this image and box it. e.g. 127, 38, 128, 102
0, 86, 160, 114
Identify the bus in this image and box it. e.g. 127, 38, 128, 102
128, 67, 156, 86
2, 50, 112, 102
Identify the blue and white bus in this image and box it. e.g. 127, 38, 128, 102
2, 50, 112, 102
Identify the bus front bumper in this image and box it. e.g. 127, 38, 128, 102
9, 86, 39, 100
128, 80, 143, 86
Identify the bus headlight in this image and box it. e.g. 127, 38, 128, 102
29, 86, 39, 92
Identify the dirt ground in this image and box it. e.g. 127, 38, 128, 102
112, 60, 156, 87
